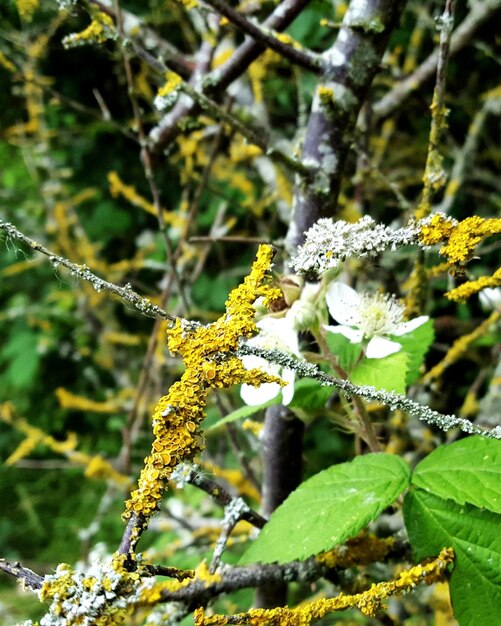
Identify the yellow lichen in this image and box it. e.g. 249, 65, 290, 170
423, 311, 500, 384
0, 51, 16, 72
157, 71, 183, 97
62, 11, 116, 48
16, 0, 39, 21
316, 533, 395, 569
419, 215, 501, 265
56, 387, 121, 413
195, 548, 454, 625
317, 85, 334, 108
445, 267, 501, 303
124, 246, 283, 522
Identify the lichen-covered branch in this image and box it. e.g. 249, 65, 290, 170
238, 343, 501, 440
373, 0, 501, 119
0, 220, 177, 322
286, 0, 406, 250
149, 0, 312, 151
201, 0, 321, 73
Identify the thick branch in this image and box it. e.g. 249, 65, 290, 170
255, 404, 305, 608
286, 0, 407, 250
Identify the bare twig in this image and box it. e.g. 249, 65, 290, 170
373, 0, 501, 119
201, 0, 321, 73
180, 463, 267, 529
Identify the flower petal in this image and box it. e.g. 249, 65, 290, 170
392, 315, 429, 336
366, 336, 402, 359
324, 324, 364, 344
325, 282, 362, 326
256, 316, 300, 355
280, 368, 296, 405
240, 381, 282, 406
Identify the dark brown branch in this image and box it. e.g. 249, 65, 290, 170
201, 0, 321, 73
255, 404, 305, 608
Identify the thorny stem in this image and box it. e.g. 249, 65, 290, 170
0, 220, 179, 323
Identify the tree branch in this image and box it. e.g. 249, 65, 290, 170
201, 0, 321, 73
373, 0, 501, 119
286, 0, 407, 250
0, 220, 178, 323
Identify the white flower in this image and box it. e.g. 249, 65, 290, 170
240, 316, 300, 406
325, 282, 428, 359
479, 287, 501, 311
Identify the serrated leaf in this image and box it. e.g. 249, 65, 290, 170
324, 331, 362, 371
240, 454, 410, 565
390, 318, 434, 385
207, 398, 277, 431
404, 489, 501, 626
411, 436, 501, 514
350, 351, 408, 394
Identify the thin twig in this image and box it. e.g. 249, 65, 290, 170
238, 343, 501, 440
0, 220, 178, 323
373, 0, 501, 119
201, 0, 321, 73
182, 464, 267, 529
0, 558, 44, 591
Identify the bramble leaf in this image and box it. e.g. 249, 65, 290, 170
404, 489, 501, 626
240, 453, 410, 564
350, 351, 408, 394
412, 436, 501, 514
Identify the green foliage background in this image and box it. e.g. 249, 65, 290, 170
0, 0, 500, 623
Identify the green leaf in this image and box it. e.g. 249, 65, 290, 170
206, 398, 278, 431
1, 328, 40, 390
240, 454, 410, 564
324, 331, 362, 372
390, 318, 434, 384
404, 489, 501, 626
350, 351, 408, 394
411, 436, 501, 514
289, 378, 333, 412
